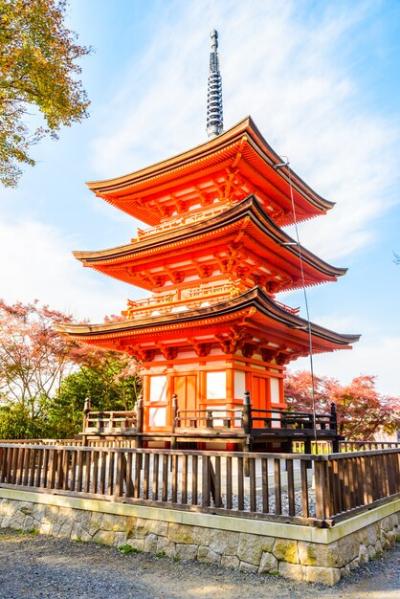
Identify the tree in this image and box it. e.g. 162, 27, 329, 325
0, 0, 90, 186
0, 299, 141, 438
331, 375, 400, 440
285, 371, 400, 440
0, 299, 77, 437
47, 352, 141, 438
284, 370, 330, 414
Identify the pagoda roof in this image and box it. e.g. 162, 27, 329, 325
73, 195, 346, 292
59, 287, 360, 362
87, 117, 334, 227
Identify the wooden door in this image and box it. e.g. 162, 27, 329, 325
173, 374, 197, 427
252, 375, 268, 428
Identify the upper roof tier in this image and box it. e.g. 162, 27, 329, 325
73, 195, 346, 294
87, 117, 334, 227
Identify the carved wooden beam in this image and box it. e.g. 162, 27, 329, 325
191, 340, 212, 357
158, 346, 179, 360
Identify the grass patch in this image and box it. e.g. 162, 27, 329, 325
27, 529, 39, 536
119, 544, 142, 555
155, 550, 167, 559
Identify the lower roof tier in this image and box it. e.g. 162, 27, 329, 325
74, 195, 346, 294
59, 287, 360, 365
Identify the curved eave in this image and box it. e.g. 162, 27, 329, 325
73, 195, 346, 281
87, 116, 333, 217
58, 287, 360, 348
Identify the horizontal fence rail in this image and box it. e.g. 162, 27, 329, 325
0, 444, 399, 526
340, 441, 400, 452
292, 440, 400, 455
0, 439, 83, 446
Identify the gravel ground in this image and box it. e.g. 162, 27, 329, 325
0, 530, 398, 599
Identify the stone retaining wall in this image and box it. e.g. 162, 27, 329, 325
0, 488, 398, 586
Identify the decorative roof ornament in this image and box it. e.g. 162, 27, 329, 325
206, 29, 223, 138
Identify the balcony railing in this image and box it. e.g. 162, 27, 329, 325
82, 394, 337, 441
84, 411, 137, 434
122, 282, 244, 320
174, 406, 336, 434
133, 202, 231, 241
122, 283, 299, 321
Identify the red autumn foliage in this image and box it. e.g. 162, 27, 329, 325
285, 371, 400, 440
0, 299, 76, 414
0, 299, 139, 417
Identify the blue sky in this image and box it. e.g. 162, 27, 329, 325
0, 0, 399, 394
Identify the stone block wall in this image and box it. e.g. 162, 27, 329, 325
0, 491, 399, 586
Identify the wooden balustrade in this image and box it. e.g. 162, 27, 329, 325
175, 408, 241, 430
83, 410, 138, 434
175, 403, 337, 434
0, 443, 398, 527
339, 441, 400, 452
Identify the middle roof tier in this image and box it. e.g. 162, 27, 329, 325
74, 195, 346, 294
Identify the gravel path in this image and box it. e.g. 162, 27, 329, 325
0, 530, 398, 599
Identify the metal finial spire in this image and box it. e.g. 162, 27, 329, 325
207, 29, 223, 138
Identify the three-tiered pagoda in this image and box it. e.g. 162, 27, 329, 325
61, 31, 359, 449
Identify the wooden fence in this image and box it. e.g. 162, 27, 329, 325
313, 449, 400, 522
0, 443, 399, 527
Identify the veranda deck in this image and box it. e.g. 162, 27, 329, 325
82, 396, 341, 453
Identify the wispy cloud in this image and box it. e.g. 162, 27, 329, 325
0, 216, 136, 320
91, 0, 399, 261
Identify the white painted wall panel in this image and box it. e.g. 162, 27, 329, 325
234, 370, 246, 400
270, 378, 281, 404
150, 375, 167, 403
206, 371, 226, 400
149, 407, 166, 427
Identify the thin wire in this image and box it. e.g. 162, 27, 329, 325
284, 162, 318, 442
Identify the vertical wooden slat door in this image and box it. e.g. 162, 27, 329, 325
251, 375, 268, 428
173, 374, 197, 425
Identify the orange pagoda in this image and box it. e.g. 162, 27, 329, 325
61, 31, 359, 451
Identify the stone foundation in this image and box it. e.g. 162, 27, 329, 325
0, 488, 398, 586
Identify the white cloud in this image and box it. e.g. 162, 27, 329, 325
90, 0, 399, 261
0, 216, 140, 321
290, 336, 400, 397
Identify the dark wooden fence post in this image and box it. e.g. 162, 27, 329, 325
171, 394, 178, 433
330, 402, 337, 431
136, 397, 143, 433
314, 458, 329, 522
330, 402, 340, 453
82, 397, 91, 444
135, 397, 143, 449
243, 391, 252, 476
209, 458, 222, 507
171, 394, 178, 450
242, 391, 252, 435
